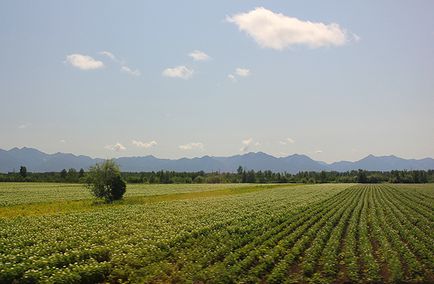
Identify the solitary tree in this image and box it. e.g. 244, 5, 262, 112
237, 166, 243, 176
19, 166, 27, 178
86, 160, 126, 202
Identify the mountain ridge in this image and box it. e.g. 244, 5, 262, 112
0, 147, 433, 173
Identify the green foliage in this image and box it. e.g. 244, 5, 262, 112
1, 168, 433, 184
19, 166, 27, 178
60, 169, 67, 179
78, 168, 85, 178
86, 160, 126, 202
193, 175, 205, 183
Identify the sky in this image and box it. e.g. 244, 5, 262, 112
1, 1, 433, 163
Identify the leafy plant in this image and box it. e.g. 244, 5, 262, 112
86, 160, 126, 202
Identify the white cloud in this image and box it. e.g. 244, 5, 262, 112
121, 66, 141, 77
240, 138, 253, 152
228, 74, 237, 82
132, 140, 157, 149
242, 138, 253, 145
315, 150, 323, 154
65, 54, 104, 70
227, 7, 352, 50
60, 139, 66, 143
99, 51, 118, 62
235, 68, 251, 77
228, 68, 250, 82
162, 66, 194, 79
179, 142, 204, 150
104, 143, 126, 152
189, 50, 211, 61
280, 137, 295, 145
100, 51, 140, 76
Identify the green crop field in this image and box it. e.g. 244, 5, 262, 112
0, 183, 433, 283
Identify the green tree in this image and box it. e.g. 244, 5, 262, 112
246, 170, 256, 183
241, 170, 247, 183
237, 166, 244, 176
319, 171, 327, 183
19, 166, 27, 179
60, 169, 67, 179
86, 160, 126, 202
149, 172, 157, 184
357, 169, 368, 183
193, 175, 205, 183
67, 168, 78, 182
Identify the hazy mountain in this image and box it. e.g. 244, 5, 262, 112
280, 154, 328, 173
0, 147, 103, 172
116, 155, 225, 172
329, 154, 434, 171
0, 147, 433, 173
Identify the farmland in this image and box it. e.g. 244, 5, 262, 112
0, 183, 433, 283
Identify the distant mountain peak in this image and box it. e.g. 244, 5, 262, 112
285, 153, 311, 159
0, 147, 433, 173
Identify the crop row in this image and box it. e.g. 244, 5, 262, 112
0, 183, 433, 283
0, 184, 347, 283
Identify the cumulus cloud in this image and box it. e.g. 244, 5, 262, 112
228, 67, 251, 82
228, 74, 237, 82
132, 140, 157, 149
227, 7, 352, 50
235, 68, 251, 77
99, 51, 140, 77
99, 51, 118, 62
279, 137, 295, 145
162, 66, 194, 79
179, 142, 204, 150
189, 50, 211, 61
65, 54, 104, 70
240, 138, 256, 152
121, 66, 141, 77
104, 143, 126, 152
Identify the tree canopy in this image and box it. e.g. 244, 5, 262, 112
86, 160, 126, 202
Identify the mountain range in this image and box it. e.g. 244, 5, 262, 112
1, 147, 433, 173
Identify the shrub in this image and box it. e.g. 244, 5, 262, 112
86, 160, 126, 202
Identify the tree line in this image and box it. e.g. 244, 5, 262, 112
0, 166, 433, 184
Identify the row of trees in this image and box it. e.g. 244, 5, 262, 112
5, 167, 86, 183
1, 166, 433, 184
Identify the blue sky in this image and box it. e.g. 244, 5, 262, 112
1, 1, 433, 162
